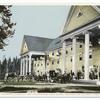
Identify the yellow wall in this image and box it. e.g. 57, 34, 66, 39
21, 41, 28, 54
63, 6, 100, 34
93, 46, 100, 66
45, 42, 96, 74
33, 58, 45, 75
31, 42, 100, 75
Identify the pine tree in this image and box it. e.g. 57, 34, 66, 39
0, 5, 16, 49
16, 58, 20, 75
8, 57, 12, 73
1, 58, 7, 79
12, 57, 20, 75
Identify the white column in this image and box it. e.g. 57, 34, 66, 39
20, 58, 23, 76
62, 41, 66, 74
84, 32, 90, 80
29, 54, 32, 75
25, 57, 26, 75
22, 58, 23, 75
26, 56, 28, 75
31, 58, 34, 74
72, 37, 77, 76
23, 58, 25, 76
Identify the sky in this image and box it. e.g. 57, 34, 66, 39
0, 6, 70, 60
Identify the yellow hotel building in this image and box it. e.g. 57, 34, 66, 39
20, 6, 100, 81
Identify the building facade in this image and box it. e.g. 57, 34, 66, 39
20, 6, 100, 80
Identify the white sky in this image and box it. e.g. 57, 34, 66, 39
0, 6, 70, 60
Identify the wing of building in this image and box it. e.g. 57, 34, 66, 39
20, 5, 100, 81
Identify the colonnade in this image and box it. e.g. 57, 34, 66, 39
62, 31, 90, 80
20, 52, 45, 76
20, 54, 32, 76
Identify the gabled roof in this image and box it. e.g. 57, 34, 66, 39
62, 5, 100, 35
24, 35, 53, 52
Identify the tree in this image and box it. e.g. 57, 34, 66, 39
16, 58, 20, 75
0, 56, 20, 80
0, 60, 2, 79
0, 58, 7, 79
12, 57, 20, 75
0, 5, 16, 49
8, 57, 12, 73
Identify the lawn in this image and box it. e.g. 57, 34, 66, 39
4, 81, 36, 85
0, 85, 100, 93
1, 80, 100, 93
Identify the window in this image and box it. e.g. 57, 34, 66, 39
66, 50, 68, 54
80, 45, 82, 48
41, 64, 43, 66
79, 57, 82, 61
89, 55, 92, 59
52, 61, 54, 65
71, 58, 72, 62
57, 60, 59, 64
82, 66, 84, 72
58, 50, 61, 55
47, 63, 49, 65
59, 52, 61, 55
52, 52, 54, 56
71, 47, 72, 50
77, 9, 83, 18
38, 64, 39, 66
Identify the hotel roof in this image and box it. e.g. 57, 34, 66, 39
24, 35, 53, 52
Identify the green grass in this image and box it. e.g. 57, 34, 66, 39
0, 85, 100, 93
78, 86, 100, 91
4, 81, 36, 85
4, 80, 55, 86
38, 87, 64, 93
0, 86, 36, 92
